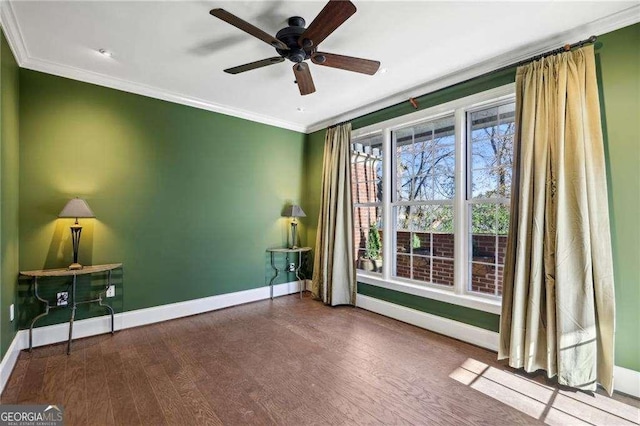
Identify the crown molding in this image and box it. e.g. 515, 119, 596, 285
3, 1, 639, 135
19, 55, 308, 133
306, 4, 640, 134
0, 0, 29, 64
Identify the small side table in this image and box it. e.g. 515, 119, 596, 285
20, 263, 123, 354
266, 247, 311, 299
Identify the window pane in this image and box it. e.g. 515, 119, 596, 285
394, 115, 455, 202
433, 144, 455, 200
432, 233, 454, 259
470, 102, 515, 201
472, 234, 496, 262
396, 229, 410, 254
471, 168, 499, 199
497, 234, 508, 265
496, 266, 504, 296
353, 179, 382, 204
497, 166, 512, 198
396, 254, 411, 279
412, 232, 431, 256
354, 206, 381, 231
396, 205, 410, 231
471, 139, 498, 169
431, 205, 454, 233
470, 262, 497, 295
470, 263, 504, 296
432, 258, 454, 287
471, 203, 496, 234
412, 256, 431, 282
354, 206, 383, 274
411, 205, 433, 232
497, 204, 510, 235
411, 173, 434, 201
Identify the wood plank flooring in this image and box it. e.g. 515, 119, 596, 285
2, 294, 638, 425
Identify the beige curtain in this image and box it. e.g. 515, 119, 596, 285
498, 45, 616, 394
312, 123, 356, 306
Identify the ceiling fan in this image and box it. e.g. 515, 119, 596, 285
209, 0, 380, 96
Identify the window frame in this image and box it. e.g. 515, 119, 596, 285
352, 83, 515, 314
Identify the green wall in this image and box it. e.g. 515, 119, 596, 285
18, 70, 306, 327
301, 129, 325, 255
597, 24, 640, 371
304, 24, 640, 372
0, 30, 20, 358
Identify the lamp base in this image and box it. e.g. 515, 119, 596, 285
68, 263, 83, 270
290, 221, 298, 250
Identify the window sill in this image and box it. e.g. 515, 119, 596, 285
356, 273, 502, 315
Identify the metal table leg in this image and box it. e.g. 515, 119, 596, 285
269, 252, 280, 299
29, 277, 51, 352
294, 250, 304, 299
98, 270, 115, 334
67, 274, 77, 355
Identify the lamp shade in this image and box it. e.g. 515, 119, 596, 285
282, 205, 306, 218
58, 198, 95, 219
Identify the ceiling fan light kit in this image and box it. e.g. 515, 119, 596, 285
210, 0, 380, 96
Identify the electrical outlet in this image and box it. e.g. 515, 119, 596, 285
9, 304, 14, 322
288, 263, 296, 272
106, 285, 115, 298
57, 292, 69, 306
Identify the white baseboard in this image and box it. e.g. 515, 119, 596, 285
613, 365, 640, 398
0, 331, 24, 394
355, 294, 640, 398
0, 279, 310, 393
356, 294, 499, 351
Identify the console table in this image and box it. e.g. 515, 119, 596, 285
266, 247, 311, 299
20, 263, 123, 354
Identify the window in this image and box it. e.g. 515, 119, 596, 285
350, 84, 515, 312
467, 103, 515, 296
393, 116, 456, 286
352, 133, 383, 273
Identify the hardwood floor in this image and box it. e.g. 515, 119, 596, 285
2, 294, 638, 425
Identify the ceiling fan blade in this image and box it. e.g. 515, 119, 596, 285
311, 52, 380, 75
293, 63, 316, 96
298, 0, 356, 49
210, 8, 289, 51
224, 57, 285, 75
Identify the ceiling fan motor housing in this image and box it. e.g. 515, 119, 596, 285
275, 16, 312, 63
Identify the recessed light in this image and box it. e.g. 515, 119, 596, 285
98, 49, 113, 58
379, 68, 387, 74
297, 107, 305, 112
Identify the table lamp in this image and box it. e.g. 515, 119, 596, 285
282, 205, 306, 249
58, 198, 95, 270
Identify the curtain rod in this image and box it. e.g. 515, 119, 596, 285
348, 35, 599, 127
328, 120, 351, 129
492, 35, 597, 75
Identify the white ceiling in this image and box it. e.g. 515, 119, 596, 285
2, 1, 639, 133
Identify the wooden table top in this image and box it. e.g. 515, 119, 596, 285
266, 247, 311, 253
19, 263, 123, 278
